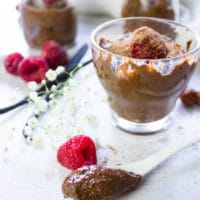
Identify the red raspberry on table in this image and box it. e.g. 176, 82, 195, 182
18, 56, 48, 83
130, 26, 168, 59
57, 135, 97, 170
43, 0, 59, 4
4, 52, 24, 75
41, 40, 69, 69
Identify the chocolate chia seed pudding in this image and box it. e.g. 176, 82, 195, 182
91, 18, 200, 132
20, 0, 76, 48
122, 0, 179, 20
62, 165, 141, 200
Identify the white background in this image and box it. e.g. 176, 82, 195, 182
0, 1, 200, 200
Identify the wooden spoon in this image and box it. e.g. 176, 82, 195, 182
112, 135, 200, 176
62, 135, 200, 200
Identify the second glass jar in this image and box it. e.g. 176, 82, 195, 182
20, 0, 77, 48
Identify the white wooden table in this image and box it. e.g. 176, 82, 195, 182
0, 1, 200, 200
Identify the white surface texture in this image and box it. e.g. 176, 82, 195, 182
0, 1, 200, 200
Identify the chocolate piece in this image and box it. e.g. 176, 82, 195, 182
180, 88, 198, 107
62, 165, 141, 200
197, 92, 200, 105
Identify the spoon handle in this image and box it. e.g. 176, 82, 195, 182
116, 135, 200, 176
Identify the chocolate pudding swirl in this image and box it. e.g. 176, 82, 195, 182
62, 165, 141, 200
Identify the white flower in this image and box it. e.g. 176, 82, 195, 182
69, 102, 76, 111
62, 86, 70, 96
41, 80, 46, 85
28, 81, 38, 91
29, 91, 39, 103
56, 66, 65, 75
24, 125, 33, 136
45, 69, 57, 81
49, 93, 55, 99
34, 108, 41, 116
51, 85, 57, 92
33, 136, 44, 149
54, 105, 63, 114
68, 79, 77, 87
33, 136, 45, 149
36, 99, 48, 112
49, 99, 57, 108
27, 117, 39, 128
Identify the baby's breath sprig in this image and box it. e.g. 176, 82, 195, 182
0, 43, 90, 115
23, 60, 92, 142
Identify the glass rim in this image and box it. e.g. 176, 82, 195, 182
91, 17, 200, 62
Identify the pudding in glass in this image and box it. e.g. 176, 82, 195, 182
91, 17, 200, 133
122, 0, 179, 20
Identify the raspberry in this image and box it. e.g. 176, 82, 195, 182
43, 0, 59, 4
41, 40, 69, 69
4, 52, 24, 75
57, 135, 97, 170
130, 26, 168, 59
18, 56, 48, 83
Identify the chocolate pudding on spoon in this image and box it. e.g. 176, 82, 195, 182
20, 0, 76, 48
62, 165, 141, 200
91, 17, 200, 133
62, 135, 200, 200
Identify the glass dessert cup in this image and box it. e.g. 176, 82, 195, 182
19, 0, 77, 48
91, 17, 200, 134
121, 0, 180, 21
